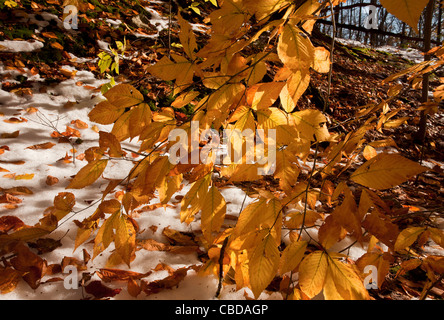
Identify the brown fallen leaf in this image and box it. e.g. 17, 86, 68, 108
61, 256, 87, 271
29, 67, 39, 76
0, 186, 33, 195
0, 267, 21, 294
26, 107, 38, 114
4, 117, 27, 123
127, 277, 141, 297
26, 142, 56, 150
28, 238, 62, 255
60, 68, 77, 78
91, 125, 99, 133
71, 119, 88, 129
76, 153, 85, 161
137, 238, 168, 251
0, 193, 22, 204
141, 266, 191, 296
0, 146, 9, 155
83, 85, 97, 90
41, 31, 58, 39
0, 215, 25, 233
97, 268, 152, 282
65, 126, 81, 138
46, 175, 59, 186
162, 226, 197, 246
57, 153, 73, 163
10, 243, 45, 289
50, 42, 64, 50
43, 263, 62, 276
3, 204, 18, 210
84, 280, 122, 299
153, 263, 175, 274
0, 160, 25, 165
137, 238, 200, 255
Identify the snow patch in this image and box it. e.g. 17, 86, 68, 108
0, 40, 44, 52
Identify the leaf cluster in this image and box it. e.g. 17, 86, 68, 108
1, 0, 443, 300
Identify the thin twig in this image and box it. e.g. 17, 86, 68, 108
215, 236, 229, 298
28, 111, 77, 165
168, 0, 172, 59
325, 0, 336, 113
297, 142, 320, 241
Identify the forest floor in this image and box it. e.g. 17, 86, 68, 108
0, 0, 443, 300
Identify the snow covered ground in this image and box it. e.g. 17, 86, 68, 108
336, 38, 425, 64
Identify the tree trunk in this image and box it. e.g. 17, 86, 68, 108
416, 0, 435, 144
377, 8, 389, 46
401, 22, 407, 46
334, 4, 341, 38
370, 0, 378, 46
358, 0, 362, 41
438, 2, 442, 43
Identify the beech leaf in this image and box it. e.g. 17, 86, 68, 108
350, 153, 427, 190
67, 159, 108, 189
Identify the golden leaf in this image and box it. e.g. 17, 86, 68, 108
394, 226, 426, 252
323, 255, 370, 300
201, 185, 226, 242
356, 252, 393, 289
298, 250, 328, 299
66, 159, 108, 189
279, 69, 310, 113
244, 0, 289, 21
363, 145, 377, 160
379, 0, 430, 33
103, 84, 144, 108
99, 131, 123, 157
178, 13, 197, 60
88, 100, 126, 125
313, 47, 331, 73
93, 210, 120, 260
277, 21, 314, 72
274, 148, 300, 194
248, 232, 280, 298
350, 153, 427, 190
114, 215, 136, 267
292, 109, 330, 141
180, 173, 212, 224
278, 240, 307, 275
